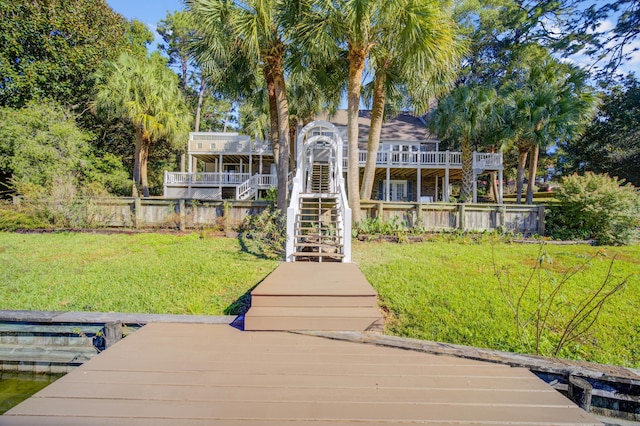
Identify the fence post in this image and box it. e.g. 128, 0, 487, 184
500, 205, 507, 229
376, 201, 384, 219
414, 203, 421, 228
134, 197, 142, 229
568, 375, 592, 412
537, 205, 546, 236
458, 203, 466, 230
103, 321, 122, 349
179, 199, 186, 231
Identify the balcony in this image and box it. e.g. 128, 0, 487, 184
189, 133, 272, 154
346, 149, 502, 171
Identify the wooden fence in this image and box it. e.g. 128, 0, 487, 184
88, 198, 544, 235
360, 201, 545, 235
91, 198, 269, 230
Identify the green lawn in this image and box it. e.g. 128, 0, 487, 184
0, 232, 278, 315
1, 232, 638, 367
354, 240, 640, 368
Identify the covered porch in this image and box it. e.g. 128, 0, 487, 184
164, 132, 277, 200
354, 149, 504, 203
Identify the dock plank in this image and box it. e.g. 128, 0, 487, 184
1, 323, 601, 425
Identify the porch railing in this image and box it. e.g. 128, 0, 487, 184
165, 172, 251, 186
346, 149, 501, 170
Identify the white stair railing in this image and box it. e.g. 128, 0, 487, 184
286, 121, 351, 263
236, 175, 258, 200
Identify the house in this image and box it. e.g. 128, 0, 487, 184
163, 132, 277, 200
163, 110, 504, 203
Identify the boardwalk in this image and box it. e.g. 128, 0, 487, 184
1, 323, 600, 425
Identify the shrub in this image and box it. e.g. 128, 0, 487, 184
239, 205, 286, 259
550, 173, 639, 245
0, 202, 50, 231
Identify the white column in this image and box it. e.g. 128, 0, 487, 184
416, 167, 421, 202
473, 171, 478, 203
187, 154, 193, 173
435, 176, 439, 202
444, 151, 450, 203
499, 169, 504, 204
219, 153, 223, 192
386, 167, 391, 202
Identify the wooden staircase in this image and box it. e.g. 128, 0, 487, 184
244, 263, 383, 331
258, 120, 372, 331
291, 162, 345, 262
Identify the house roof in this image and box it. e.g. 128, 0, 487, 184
316, 110, 437, 141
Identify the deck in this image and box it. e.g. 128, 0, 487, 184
245, 263, 382, 331
1, 323, 600, 425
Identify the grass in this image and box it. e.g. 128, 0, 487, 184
1, 231, 638, 367
354, 239, 640, 368
0, 232, 278, 315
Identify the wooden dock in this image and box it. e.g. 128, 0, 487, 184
1, 323, 601, 425
245, 263, 383, 331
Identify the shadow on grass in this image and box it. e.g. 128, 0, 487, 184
224, 281, 260, 316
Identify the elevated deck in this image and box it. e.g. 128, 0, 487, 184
245, 263, 382, 331
1, 323, 600, 425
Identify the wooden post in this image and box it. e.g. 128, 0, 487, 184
134, 197, 142, 229
537, 205, 546, 236
500, 205, 507, 230
377, 201, 384, 219
104, 322, 122, 349
568, 375, 592, 412
179, 199, 186, 231
459, 203, 466, 230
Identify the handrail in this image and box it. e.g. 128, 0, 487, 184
286, 120, 351, 262
344, 150, 502, 169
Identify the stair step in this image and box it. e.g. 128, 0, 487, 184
295, 235, 342, 240
292, 252, 345, 258
244, 307, 383, 331
294, 242, 342, 248
251, 295, 378, 307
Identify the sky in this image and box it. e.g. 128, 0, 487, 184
106, 0, 637, 77
106, 0, 186, 49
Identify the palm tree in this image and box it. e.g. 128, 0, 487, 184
360, 0, 464, 200
501, 57, 598, 204
429, 85, 500, 203
293, 0, 391, 222
187, 0, 292, 212
95, 53, 191, 197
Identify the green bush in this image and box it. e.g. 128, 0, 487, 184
549, 173, 639, 245
239, 206, 286, 259
0, 203, 50, 231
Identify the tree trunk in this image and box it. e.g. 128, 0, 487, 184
490, 171, 499, 203
515, 145, 529, 204
360, 72, 386, 200
526, 144, 540, 204
140, 136, 151, 198
347, 47, 367, 222
133, 127, 143, 196
289, 118, 297, 173
272, 59, 291, 214
265, 69, 280, 165
460, 138, 473, 202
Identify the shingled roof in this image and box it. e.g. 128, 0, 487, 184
316, 110, 438, 141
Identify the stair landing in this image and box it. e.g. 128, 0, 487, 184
244, 263, 383, 332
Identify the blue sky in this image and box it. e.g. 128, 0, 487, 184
106, 0, 186, 49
